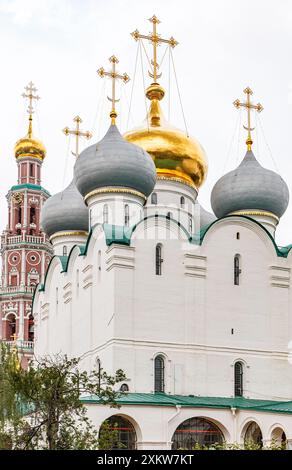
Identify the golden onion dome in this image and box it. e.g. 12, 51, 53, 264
14, 118, 46, 161
124, 83, 207, 189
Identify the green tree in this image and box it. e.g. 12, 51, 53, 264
0, 344, 126, 450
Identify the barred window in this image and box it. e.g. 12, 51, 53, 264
103, 204, 109, 224
151, 192, 157, 205
155, 244, 163, 275
154, 355, 165, 392
234, 254, 241, 285
124, 204, 130, 226
234, 361, 243, 397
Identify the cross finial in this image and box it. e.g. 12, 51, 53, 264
22, 82, 40, 138
63, 116, 92, 158
97, 55, 130, 125
233, 87, 263, 151
131, 15, 178, 95
11, 332, 18, 343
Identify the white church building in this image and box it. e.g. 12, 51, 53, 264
33, 17, 292, 450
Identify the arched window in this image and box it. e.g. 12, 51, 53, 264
166, 211, 172, 219
234, 254, 241, 285
99, 416, 137, 450
6, 314, 16, 341
124, 204, 130, 226
103, 204, 108, 224
244, 422, 263, 449
63, 246, 67, 256
155, 244, 163, 276
17, 207, 22, 224
151, 192, 157, 205
28, 314, 34, 342
29, 163, 34, 177
180, 196, 185, 208
234, 361, 243, 397
154, 355, 165, 392
120, 383, 129, 392
172, 418, 224, 449
189, 216, 193, 233
30, 207, 36, 224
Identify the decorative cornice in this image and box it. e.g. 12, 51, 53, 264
84, 187, 146, 203
228, 210, 279, 224
157, 174, 197, 190
49, 231, 88, 242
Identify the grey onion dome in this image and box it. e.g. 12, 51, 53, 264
74, 124, 156, 199
211, 150, 289, 219
41, 180, 88, 238
195, 201, 216, 228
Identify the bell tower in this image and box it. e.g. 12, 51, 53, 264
0, 82, 53, 366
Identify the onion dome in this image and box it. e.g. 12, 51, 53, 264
41, 180, 88, 239
74, 124, 156, 201
196, 201, 216, 228
14, 117, 46, 161
15, 82, 46, 161
211, 150, 289, 219
124, 83, 208, 189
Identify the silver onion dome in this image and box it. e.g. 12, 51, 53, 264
74, 124, 156, 199
211, 150, 289, 219
41, 180, 88, 238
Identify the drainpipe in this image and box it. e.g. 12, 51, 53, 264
230, 407, 237, 444
166, 405, 181, 449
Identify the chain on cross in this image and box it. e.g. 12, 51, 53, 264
233, 87, 263, 151
97, 56, 130, 125
63, 116, 92, 158
131, 15, 178, 83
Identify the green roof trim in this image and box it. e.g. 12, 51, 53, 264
59, 255, 69, 272
103, 223, 132, 247
10, 183, 50, 196
81, 392, 292, 415
191, 215, 292, 258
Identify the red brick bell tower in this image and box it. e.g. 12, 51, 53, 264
0, 82, 53, 365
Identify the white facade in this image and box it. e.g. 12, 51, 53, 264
33, 177, 292, 449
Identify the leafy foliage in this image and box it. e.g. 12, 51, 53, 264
0, 344, 126, 450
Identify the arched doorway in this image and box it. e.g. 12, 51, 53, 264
172, 417, 224, 449
244, 421, 263, 448
271, 427, 287, 449
99, 415, 137, 450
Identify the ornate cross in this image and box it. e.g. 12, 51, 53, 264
22, 82, 40, 138
97, 56, 130, 125
131, 15, 178, 83
233, 87, 263, 151
11, 332, 17, 342
63, 116, 92, 158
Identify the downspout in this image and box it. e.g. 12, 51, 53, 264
166, 405, 181, 449
230, 407, 237, 444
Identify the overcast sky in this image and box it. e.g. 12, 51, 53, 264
1, 0, 292, 245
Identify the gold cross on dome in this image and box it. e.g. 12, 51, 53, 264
233, 87, 263, 151
97, 56, 130, 125
131, 15, 178, 83
63, 116, 92, 158
22, 81, 40, 138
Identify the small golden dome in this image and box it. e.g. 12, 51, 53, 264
124, 83, 207, 189
14, 119, 46, 161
